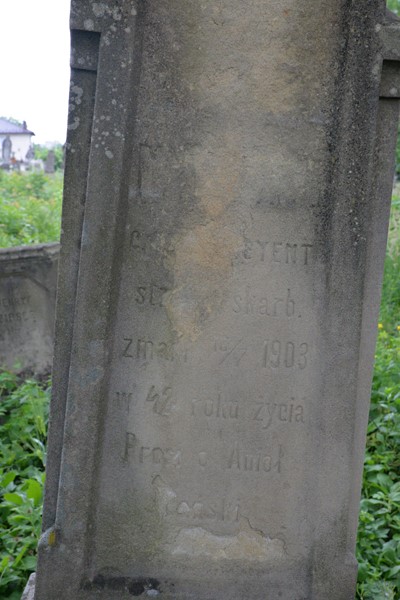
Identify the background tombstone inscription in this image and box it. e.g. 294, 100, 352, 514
0, 243, 58, 375
34, 1, 400, 599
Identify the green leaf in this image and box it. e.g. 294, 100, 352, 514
12, 542, 30, 567
376, 473, 394, 491
388, 565, 400, 577
3, 492, 24, 506
0, 555, 10, 571
357, 562, 369, 582
21, 555, 37, 571
0, 471, 16, 489
382, 546, 397, 564
24, 479, 42, 507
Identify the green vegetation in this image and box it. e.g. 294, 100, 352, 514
0, 372, 49, 600
355, 190, 400, 600
0, 171, 62, 247
357, 329, 400, 600
387, 0, 400, 16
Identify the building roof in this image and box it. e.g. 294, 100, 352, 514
0, 118, 35, 136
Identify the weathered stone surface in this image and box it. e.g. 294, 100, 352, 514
35, 2, 400, 599
0, 244, 58, 375
21, 573, 36, 600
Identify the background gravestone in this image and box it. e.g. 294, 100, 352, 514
2, 136, 12, 165
34, 2, 400, 599
0, 244, 58, 376
44, 150, 55, 174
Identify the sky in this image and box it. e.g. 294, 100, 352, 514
1, 0, 71, 144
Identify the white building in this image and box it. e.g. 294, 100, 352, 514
0, 118, 35, 166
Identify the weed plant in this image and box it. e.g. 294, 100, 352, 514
356, 189, 400, 600
0, 372, 49, 600
0, 171, 62, 247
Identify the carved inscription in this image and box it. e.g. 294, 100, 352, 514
252, 401, 305, 430
121, 337, 310, 368
117, 222, 313, 531
154, 476, 240, 524
0, 310, 29, 323
135, 285, 169, 307
0, 295, 31, 336
112, 386, 306, 432
227, 443, 284, 473
146, 385, 175, 416
0, 311, 29, 329
263, 339, 308, 369
0, 295, 30, 308
191, 394, 239, 420
190, 393, 306, 429
123, 434, 285, 477
241, 240, 313, 265
123, 433, 181, 467
233, 287, 297, 317
169, 497, 240, 523
129, 230, 313, 269
213, 338, 248, 366
122, 338, 188, 362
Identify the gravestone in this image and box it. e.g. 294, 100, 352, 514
44, 150, 55, 174
34, 2, 400, 599
2, 136, 12, 165
0, 243, 59, 375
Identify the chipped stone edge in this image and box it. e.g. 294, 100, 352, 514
21, 572, 36, 600
0, 242, 60, 262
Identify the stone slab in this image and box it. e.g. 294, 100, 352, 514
35, 2, 400, 600
0, 243, 59, 375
